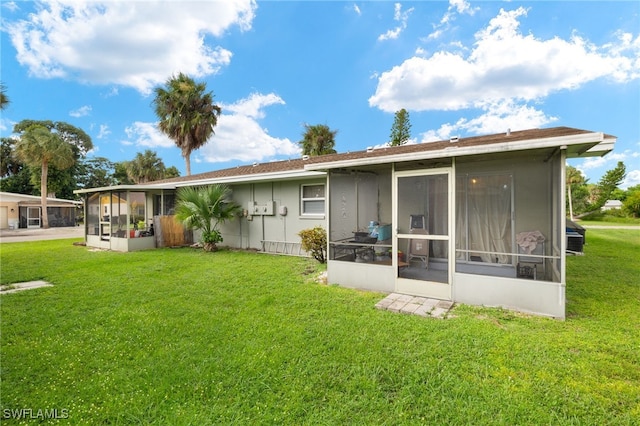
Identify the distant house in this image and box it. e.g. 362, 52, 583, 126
601, 200, 623, 211
0, 192, 81, 229
75, 126, 616, 319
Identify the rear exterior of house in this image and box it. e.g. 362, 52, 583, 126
75, 127, 615, 319
304, 127, 615, 319
74, 161, 327, 254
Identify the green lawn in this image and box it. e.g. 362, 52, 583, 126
1, 230, 639, 425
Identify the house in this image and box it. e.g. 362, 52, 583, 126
0, 191, 82, 229
75, 126, 616, 319
601, 199, 623, 211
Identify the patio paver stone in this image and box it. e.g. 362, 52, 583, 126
375, 293, 454, 319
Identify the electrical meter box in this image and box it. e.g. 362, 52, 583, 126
247, 201, 275, 216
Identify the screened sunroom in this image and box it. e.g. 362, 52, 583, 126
308, 127, 616, 319
79, 186, 182, 251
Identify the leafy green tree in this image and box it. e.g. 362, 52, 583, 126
164, 166, 181, 179
13, 120, 93, 201
113, 162, 134, 185
153, 73, 221, 176
0, 83, 9, 110
566, 165, 587, 220
594, 161, 626, 209
175, 184, 241, 252
77, 157, 117, 190
299, 124, 337, 156
389, 108, 412, 146
13, 125, 75, 228
1, 136, 34, 195
125, 150, 167, 184
622, 185, 640, 218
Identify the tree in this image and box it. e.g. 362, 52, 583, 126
153, 73, 221, 176
389, 108, 412, 146
566, 165, 586, 220
594, 161, 626, 209
13, 120, 93, 200
113, 162, 135, 185
164, 166, 181, 179
13, 125, 75, 228
76, 157, 117, 190
125, 150, 167, 184
298, 124, 337, 156
0, 83, 9, 110
623, 185, 640, 218
174, 184, 241, 252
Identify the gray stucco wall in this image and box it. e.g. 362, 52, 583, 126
215, 178, 327, 251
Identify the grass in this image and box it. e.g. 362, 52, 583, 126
575, 211, 640, 226
1, 231, 639, 425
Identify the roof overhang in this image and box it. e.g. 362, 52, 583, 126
304, 131, 614, 171
172, 169, 325, 188
73, 170, 326, 194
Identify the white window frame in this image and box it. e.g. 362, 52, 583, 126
300, 183, 326, 217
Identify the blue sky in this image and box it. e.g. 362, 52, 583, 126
1, 1, 639, 187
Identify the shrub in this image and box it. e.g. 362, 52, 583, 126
298, 226, 327, 263
623, 190, 640, 218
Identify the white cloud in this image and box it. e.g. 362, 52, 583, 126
222, 93, 285, 120
622, 169, 640, 189
123, 122, 173, 149
378, 3, 414, 41
353, 4, 361, 16
419, 100, 558, 142
121, 92, 300, 164
69, 105, 91, 117
5, 0, 257, 94
2, 1, 19, 12
580, 151, 628, 170
370, 7, 640, 112
97, 124, 110, 139
429, 0, 477, 39
199, 93, 300, 163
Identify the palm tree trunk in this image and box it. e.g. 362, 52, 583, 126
41, 160, 49, 229
184, 153, 191, 176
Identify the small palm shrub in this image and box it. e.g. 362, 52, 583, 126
175, 184, 240, 252
299, 226, 327, 263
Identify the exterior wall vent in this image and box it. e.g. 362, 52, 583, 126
450, 136, 459, 143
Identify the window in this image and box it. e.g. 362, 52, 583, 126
301, 184, 325, 216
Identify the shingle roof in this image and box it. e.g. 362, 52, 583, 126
148, 126, 612, 186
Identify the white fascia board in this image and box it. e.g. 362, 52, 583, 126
174, 170, 326, 188
0, 192, 82, 204
305, 132, 605, 170
581, 136, 616, 157
74, 184, 176, 194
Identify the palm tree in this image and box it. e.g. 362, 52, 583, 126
125, 150, 166, 183
299, 124, 337, 156
153, 73, 221, 176
14, 125, 75, 228
174, 184, 241, 252
0, 83, 9, 110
